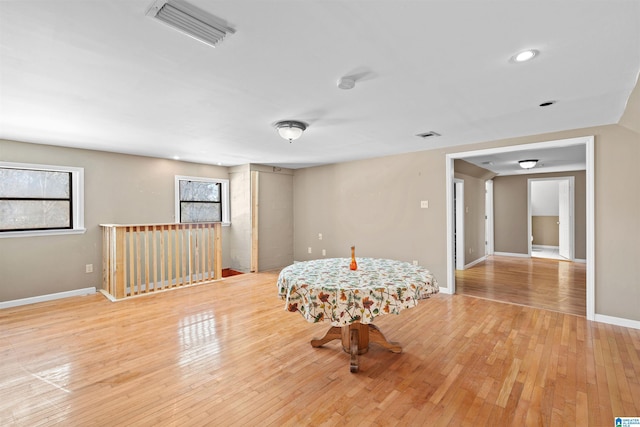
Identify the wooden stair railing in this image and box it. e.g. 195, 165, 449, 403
101, 222, 222, 300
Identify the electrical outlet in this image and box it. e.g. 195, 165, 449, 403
322, 249, 326, 256
85, 264, 93, 273
308, 247, 312, 254
412, 260, 418, 266
318, 233, 323, 240
420, 200, 429, 209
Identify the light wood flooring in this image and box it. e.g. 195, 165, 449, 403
2, 270, 638, 426
456, 255, 587, 316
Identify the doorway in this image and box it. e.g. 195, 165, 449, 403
445, 136, 594, 320
529, 177, 574, 261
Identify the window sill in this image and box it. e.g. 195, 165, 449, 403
0, 228, 87, 239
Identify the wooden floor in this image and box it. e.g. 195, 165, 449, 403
456, 255, 587, 316
1, 271, 638, 426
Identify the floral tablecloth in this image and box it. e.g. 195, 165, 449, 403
277, 258, 439, 326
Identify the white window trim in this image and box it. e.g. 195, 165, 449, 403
175, 175, 230, 225
0, 161, 85, 238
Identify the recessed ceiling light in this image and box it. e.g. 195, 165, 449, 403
512, 49, 539, 63
172, 155, 180, 160
416, 131, 441, 139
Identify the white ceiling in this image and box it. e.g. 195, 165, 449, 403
1, 0, 639, 170
461, 144, 587, 176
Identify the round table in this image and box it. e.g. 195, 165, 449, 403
277, 257, 439, 372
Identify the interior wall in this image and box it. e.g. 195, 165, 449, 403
293, 124, 639, 322
254, 165, 294, 271
293, 153, 447, 283
0, 139, 232, 301
453, 172, 486, 264
594, 125, 640, 319
229, 164, 251, 272
493, 171, 586, 259
532, 216, 560, 246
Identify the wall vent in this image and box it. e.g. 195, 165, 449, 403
416, 131, 441, 139
146, 0, 235, 48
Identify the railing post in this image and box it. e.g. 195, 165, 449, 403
115, 226, 126, 299
214, 222, 222, 280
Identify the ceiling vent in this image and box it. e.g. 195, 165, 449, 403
416, 131, 441, 139
146, 0, 235, 48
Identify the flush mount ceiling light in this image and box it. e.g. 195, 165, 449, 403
275, 120, 308, 143
511, 49, 539, 63
519, 159, 538, 169
146, 0, 235, 48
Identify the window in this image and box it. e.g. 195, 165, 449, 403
0, 162, 85, 237
175, 175, 229, 224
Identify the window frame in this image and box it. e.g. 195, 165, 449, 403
174, 175, 230, 225
0, 162, 85, 238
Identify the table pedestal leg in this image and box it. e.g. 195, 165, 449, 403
310, 322, 402, 372
349, 328, 359, 373
368, 324, 402, 353
310, 326, 342, 348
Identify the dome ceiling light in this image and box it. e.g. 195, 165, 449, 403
275, 120, 308, 143
519, 159, 538, 169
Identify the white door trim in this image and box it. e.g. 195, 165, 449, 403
454, 179, 465, 270
485, 180, 494, 256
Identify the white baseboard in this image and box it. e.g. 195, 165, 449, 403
574, 258, 586, 264
438, 286, 453, 295
464, 256, 486, 269
493, 252, 529, 258
594, 314, 640, 330
0, 287, 96, 309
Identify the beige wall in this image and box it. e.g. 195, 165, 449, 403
493, 171, 586, 259
0, 140, 233, 301
454, 172, 486, 264
229, 164, 252, 272
593, 125, 640, 319
293, 124, 639, 321
255, 166, 294, 271
293, 153, 448, 283
532, 216, 560, 246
